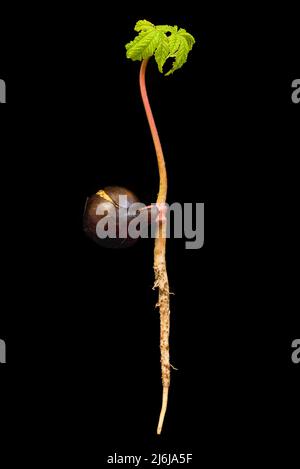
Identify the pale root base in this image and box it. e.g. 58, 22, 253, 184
154, 230, 171, 435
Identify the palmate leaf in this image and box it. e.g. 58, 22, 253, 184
165, 28, 196, 76
125, 20, 195, 75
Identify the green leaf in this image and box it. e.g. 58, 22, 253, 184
177, 28, 195, 48
134, 20, 154, 32
165, 28, 195, 76
156, 25, 177, 34
125, 29, 161, 61
125, 20, 195, 75
155, 32, 169, 73
168, 31, 181, 55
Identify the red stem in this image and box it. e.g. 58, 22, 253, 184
139, 58, 167, 204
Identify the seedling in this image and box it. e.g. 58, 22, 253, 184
83, 20, 195, 434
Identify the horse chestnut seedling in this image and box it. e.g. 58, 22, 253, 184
83, 19, 195, 436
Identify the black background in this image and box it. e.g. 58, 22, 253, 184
0, 7, 299, 466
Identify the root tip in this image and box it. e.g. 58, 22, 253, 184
156, 386, 169, 435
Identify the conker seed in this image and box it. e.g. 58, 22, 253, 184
83, 186, 144, 248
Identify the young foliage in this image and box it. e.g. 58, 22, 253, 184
125, 20, 195, 75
